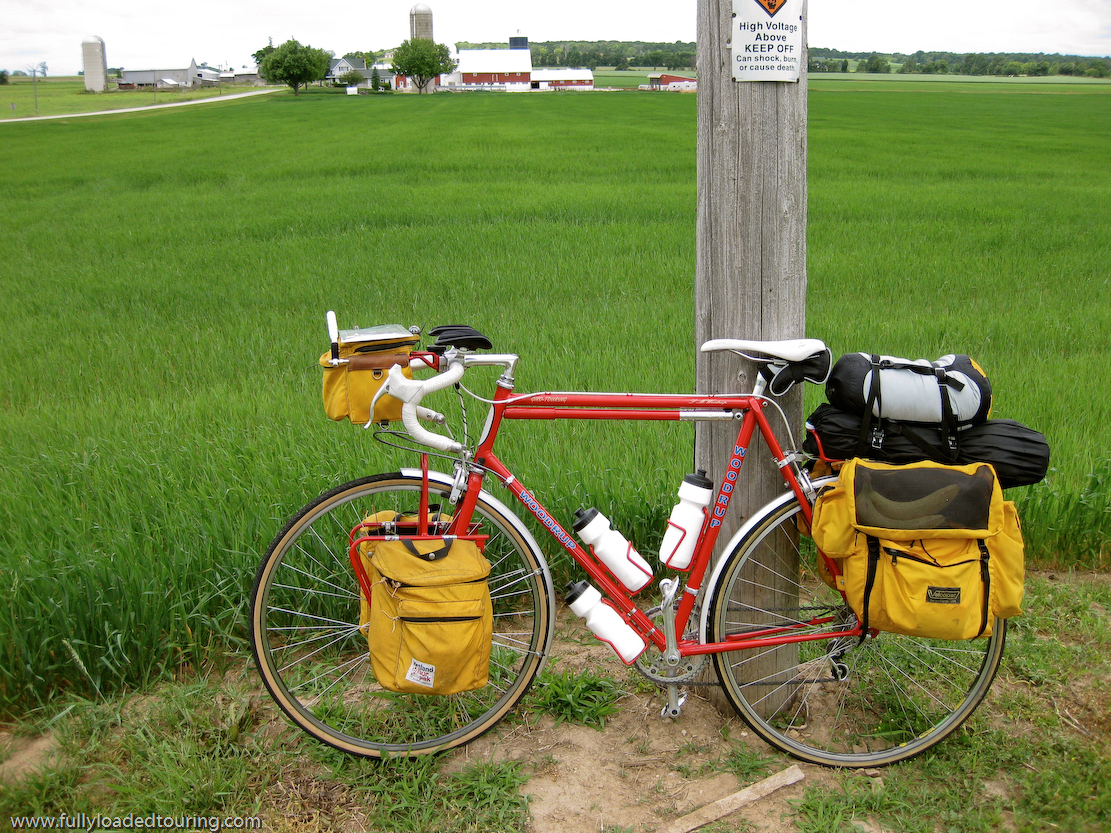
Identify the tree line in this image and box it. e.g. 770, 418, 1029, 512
810, 48, 1110, 78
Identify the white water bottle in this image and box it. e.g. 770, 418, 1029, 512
565, 581, 646, 664
659, 470, 714, 570
572, 508, 653, 593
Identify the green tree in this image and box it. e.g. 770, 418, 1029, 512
338, 69, 365, 86
259, 39, 331, 95
666, 51, 693, 70
371, 66, 382, 91
390, 38, 456, 93
859, 54, 891, 73
0, 70, 8, 85
252, 39, 275, 68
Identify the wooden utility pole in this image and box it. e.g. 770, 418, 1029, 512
694, 0, 808, 708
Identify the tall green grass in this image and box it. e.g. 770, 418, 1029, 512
0, 86, 1108, 714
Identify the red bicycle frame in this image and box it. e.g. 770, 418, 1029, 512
433, 382, 857, 658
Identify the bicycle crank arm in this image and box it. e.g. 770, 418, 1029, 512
662, 685, 687, 719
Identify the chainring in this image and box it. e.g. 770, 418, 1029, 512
633, 602, 713, 686
634, 649, 711, 686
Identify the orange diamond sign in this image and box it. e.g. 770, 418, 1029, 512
753, 0, 785, 16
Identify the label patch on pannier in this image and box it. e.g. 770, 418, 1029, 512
405, 658, 436, 689
926, 586, 962, 605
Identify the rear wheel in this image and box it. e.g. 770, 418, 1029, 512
708, 492, 1006, 767
251, 472, 553, 757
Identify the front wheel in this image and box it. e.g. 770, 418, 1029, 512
707, 492, 1006, 767
250, 472, 554, 757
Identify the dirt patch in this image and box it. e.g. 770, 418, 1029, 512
0, 731, 60, 784
446, 608, 831, 832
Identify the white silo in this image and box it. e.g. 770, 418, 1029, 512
82, 36, 109, 92
410, 4, 434, 41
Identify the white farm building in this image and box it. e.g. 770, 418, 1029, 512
119, 59, 220, 88
438, 44, 594, 92
530, 68, 594, 90
442, 48, 533, 91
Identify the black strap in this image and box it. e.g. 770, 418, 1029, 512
855, 355, 883, 458
854, 356, 966, 460
859, 536, 881, 642
887, 421, 961, 464
976, 540, 991, 637
402, 537, 454, 562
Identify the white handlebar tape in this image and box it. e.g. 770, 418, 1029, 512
395, 361, 466, 453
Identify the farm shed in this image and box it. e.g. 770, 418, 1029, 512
120, 59, 219, 88
642, 73, 698, 91
530, 68, 594, 90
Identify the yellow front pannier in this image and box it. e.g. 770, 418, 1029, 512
358, 536, 492, 696
812, 459, 1024, 640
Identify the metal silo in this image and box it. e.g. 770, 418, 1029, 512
410, 4, 434, 41
82, 36, 109, 92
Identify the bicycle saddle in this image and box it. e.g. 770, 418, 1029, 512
427, 325, 493, 354
701, 338, 832, 395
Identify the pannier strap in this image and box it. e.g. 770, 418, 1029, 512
402, 537, 455, 562
860, 537, 880, 642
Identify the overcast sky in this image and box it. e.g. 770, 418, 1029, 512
4, 0, 1110, 77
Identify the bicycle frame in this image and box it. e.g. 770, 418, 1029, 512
419, 374, 859, 660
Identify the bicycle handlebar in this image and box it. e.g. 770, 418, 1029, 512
373, 359, 467, 454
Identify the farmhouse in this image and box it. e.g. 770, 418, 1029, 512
327, 56, 367, 82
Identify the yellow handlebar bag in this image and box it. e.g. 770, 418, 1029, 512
812, 459, 1024, 640
360, 537, 492, 695
320, 351, 413, 424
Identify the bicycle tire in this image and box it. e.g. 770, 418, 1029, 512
707, 490, 1006, 767
250, 471, 554, 757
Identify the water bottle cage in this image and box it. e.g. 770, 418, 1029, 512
661, 520, 691, 570
588, 541, 653, 588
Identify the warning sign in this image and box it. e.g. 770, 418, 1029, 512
731, 0, 803, 83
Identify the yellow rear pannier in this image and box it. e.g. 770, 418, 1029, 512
811, 459, 1024, 640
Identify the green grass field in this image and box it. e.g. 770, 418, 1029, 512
1, 82, 1109, 714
